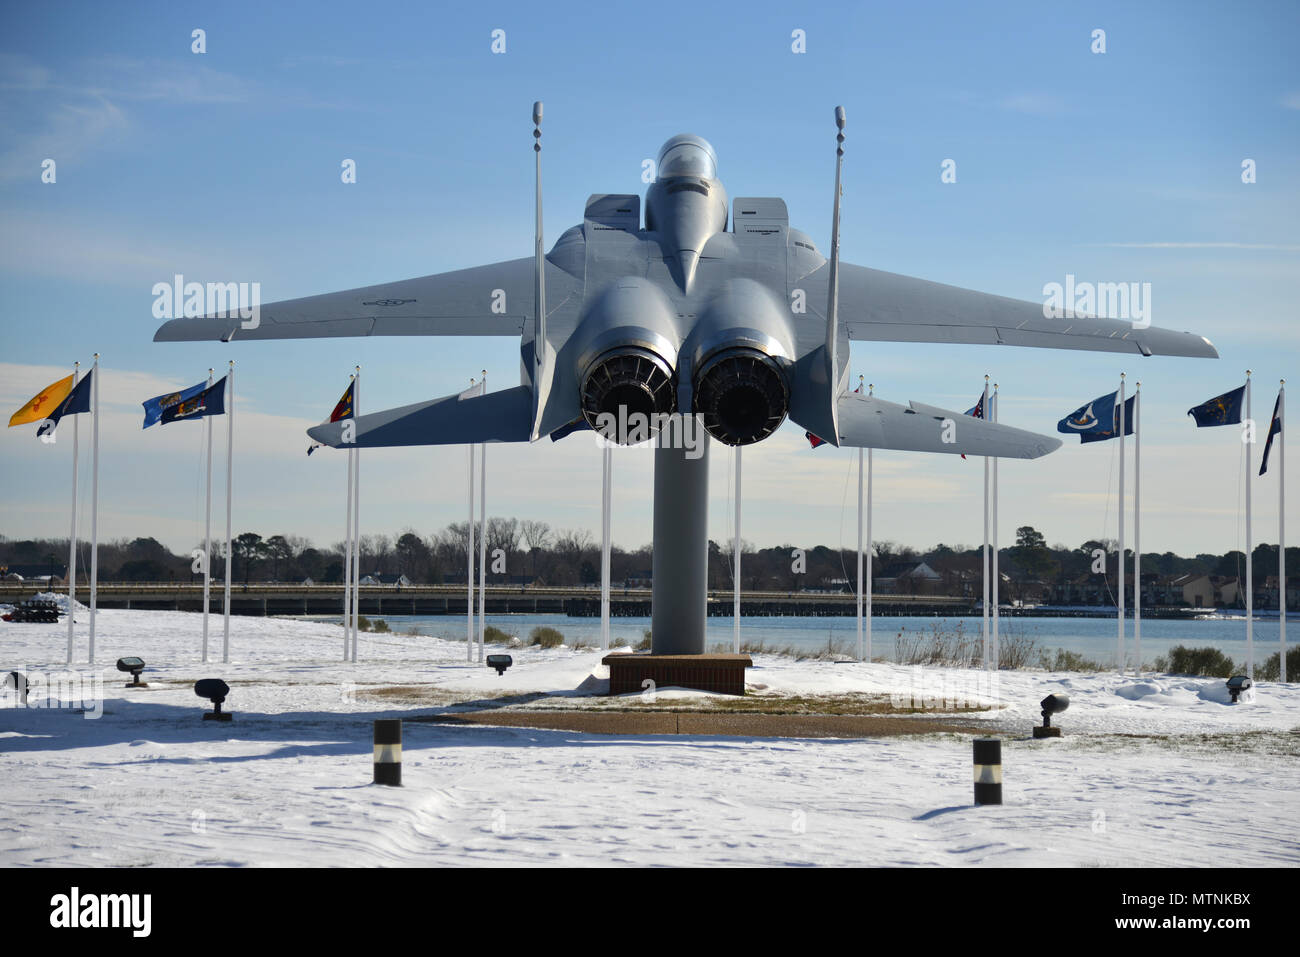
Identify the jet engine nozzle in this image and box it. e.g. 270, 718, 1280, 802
580, 346, 676, 442
693, 346, 789, 446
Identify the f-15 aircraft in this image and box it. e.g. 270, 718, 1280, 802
154, 109, 1215, 458
154, 105, 1216, 655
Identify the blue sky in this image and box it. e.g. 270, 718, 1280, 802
1, 0, 1297, 559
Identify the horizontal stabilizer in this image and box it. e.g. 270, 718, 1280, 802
836, 392, 1060, 458
307, 385, 533, 449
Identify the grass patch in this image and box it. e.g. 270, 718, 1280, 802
1039, 648, 1107, 672
1154, 645, 1237, 678
483, 625, 514, 645
530, 625, 564, 648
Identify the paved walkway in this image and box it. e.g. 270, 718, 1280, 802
421, 710, 990, 739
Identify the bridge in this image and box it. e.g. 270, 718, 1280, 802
0, 581, 975, 618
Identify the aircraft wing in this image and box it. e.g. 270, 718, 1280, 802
153, 257, 574, 342
829, 263, 1218, 358
307, 384, 534, 448
836, 392, 1061, 458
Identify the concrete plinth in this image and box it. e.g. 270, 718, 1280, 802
603, 653, 752, 696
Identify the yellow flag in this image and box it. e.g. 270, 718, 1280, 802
8, 374, 74, 427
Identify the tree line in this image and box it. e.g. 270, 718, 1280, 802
2, 524, 1295, 596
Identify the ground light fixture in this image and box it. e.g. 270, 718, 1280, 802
1033, 693, 1069, 738
194, 678, 232, 721
1226, 675, 1253, 703
487, 654, 513, 676
116, 656, 147, 687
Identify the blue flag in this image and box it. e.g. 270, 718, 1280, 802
158, 376, 226, 425
36, 368, 93, 438
1259, 391, 1282, 475
1058, 390, 1134, 443
1079, 394, 1135, 444
143, 380, 208, 428
1187, 385, 1245, 428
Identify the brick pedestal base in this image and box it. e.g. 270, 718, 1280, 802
603, 653, 752, 696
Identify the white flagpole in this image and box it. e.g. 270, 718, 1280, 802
88, 354, 100, 665
992, 383, 1000, 670
1245, 370, 1253, 679
981, 374, 990, 670
467, 377, 476, 663
351, 367, 361, 663
1118, 373, 1126, 675
343, 390, 354, 662
1280, 380, 1287, 683
222, 360, 234, 664
733, 445, 742, 653
202, 368, 213, 663
1134, 382, 1142, 672
601, 442, 611, 651
866, 383, 873, 663
856, 398, 864, 664
66, 361, 80, 665
477, 371, 487, 664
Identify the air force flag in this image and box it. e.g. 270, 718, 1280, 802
1057, 391, 1134, 443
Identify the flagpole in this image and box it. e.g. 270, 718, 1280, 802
992, 383, 1000, 670
1280, 380, 1287, 684
66, 361, 80, 665
477, 371, 487, 664
343, 380, 355, 661
601, 442, 611, 652
734, 445, 742, 653
1134, 381, 1142, 672
88, 354, 100, 665
856, 377, 864, 662
1245, 370, 1253, 679
351, 366, 361, 663
981, 374, 989, 670
222, 360, 233, 664
866, 383, 873, 663
1117, 373, 1126, 675
467, 376, 475, 663
202, 368, 214, 663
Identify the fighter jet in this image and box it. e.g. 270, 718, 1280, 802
154, 108, 1215, 459
154, 105, 1216, 656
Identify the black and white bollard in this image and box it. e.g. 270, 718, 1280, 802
973, 738, 1002, 806
373, 719, 402, 787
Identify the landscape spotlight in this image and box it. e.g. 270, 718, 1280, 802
1226, 675, 1253, 704
116, 656, 147, 688
194, 678, 232, 722
487, 654, 513, 676
1033, 693, 1069, 738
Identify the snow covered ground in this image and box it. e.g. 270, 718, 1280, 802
1, 609, 1297, 867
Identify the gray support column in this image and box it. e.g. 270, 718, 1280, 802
651, 423, 710, 654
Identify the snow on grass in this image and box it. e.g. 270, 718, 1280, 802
1, 609, 1298, 867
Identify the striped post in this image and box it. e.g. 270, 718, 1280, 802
973, 738, 1002, 805
373, 719, 402, 787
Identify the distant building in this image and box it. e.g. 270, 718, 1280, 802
358, 573, 411, 587
875, 561, 943, 594
1, 564, 67, 585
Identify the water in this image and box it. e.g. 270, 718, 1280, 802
347, 611, 1293, 669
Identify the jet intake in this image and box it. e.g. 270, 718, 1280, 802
693, 346, 789, 446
